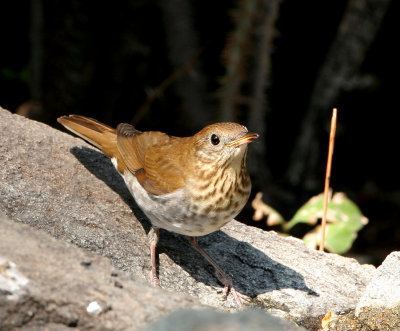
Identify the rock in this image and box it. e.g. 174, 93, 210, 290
322, 307, 400, 331
349, 251, 400, 330
0, 107, 377, 330
0, 215, 202, 330
319, 252, 400, 330
356, 251, 400, 314
141, 308, 306, 331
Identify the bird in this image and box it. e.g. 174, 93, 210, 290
57, 115, 258, 307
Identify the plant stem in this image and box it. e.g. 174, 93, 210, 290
320, 108, 337, 251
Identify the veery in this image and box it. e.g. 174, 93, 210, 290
57, 115, 258, 306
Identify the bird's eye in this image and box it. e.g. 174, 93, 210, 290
210, 134, 220, 145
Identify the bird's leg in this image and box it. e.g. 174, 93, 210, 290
148, 227, 160, 287
187, 236, 243, 308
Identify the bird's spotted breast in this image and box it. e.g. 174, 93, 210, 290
120, 163, 250, 236
121, 171, 227, 236
188, 164, 251, 230
112, 128, 253, 237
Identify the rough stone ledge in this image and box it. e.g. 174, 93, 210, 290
0, 107, 381, 330
322, 251, 400, 330
0, 215, 202, 330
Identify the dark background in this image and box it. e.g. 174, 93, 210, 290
1, 0, 399, 265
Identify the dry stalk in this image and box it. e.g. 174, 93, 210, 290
319, 108, 337, 251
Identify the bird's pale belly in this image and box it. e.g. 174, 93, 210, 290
122, 171, 248, 236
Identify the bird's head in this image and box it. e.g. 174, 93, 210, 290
192, 122, 259, 167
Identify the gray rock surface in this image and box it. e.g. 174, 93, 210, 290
0, 214, 201, 330
356, 251, 400, 315
0, 107, 377, 330
141, 308, 306, 331
319, 244, 400, 329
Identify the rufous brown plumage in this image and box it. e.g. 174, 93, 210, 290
58, 114, 258, 307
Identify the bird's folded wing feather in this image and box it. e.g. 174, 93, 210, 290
116, 124, 185, 195
141, 143, 185, 195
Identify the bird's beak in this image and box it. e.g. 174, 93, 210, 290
225, 132, 259, 148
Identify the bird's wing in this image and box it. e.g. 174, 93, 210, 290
141, 143, 186, 195
116, 123, 185, 195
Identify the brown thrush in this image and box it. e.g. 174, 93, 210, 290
57, 115, 258, 306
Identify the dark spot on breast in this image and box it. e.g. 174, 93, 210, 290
204, 205, 214, 214
199, 188, 217, 201
215, 198, 234, 212
197, 182, 211, 190
237, 185, 250, 196
216, 196, 224, 205
210, 216, 221, 225
219, 177, 227, 194
200, 170, 215, 181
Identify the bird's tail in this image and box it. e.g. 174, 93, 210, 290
57, 115, 118, 159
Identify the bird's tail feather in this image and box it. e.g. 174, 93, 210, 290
57, 115, 118, 159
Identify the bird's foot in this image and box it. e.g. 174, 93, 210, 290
150, 269, 161, 287
214, 269, 250, 308
149, 227, 160, 287
188, 236, 247, 308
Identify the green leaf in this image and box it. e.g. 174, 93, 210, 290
284, 192, 368, 254
325, 223, 356, 254
285, 194, 324, 230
